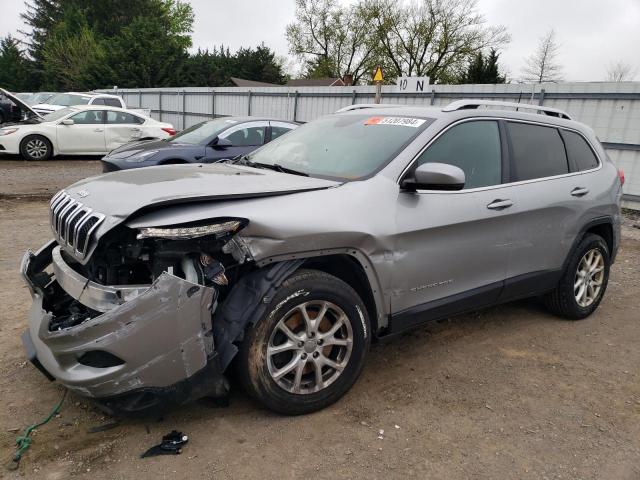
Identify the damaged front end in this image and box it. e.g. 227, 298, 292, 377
20, 214, 288, 416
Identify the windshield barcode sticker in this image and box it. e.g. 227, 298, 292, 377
365, 117, 426, 127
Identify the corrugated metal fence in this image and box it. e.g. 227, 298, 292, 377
98, 82, 640, 208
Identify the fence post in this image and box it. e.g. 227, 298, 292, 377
293, 90, 299, 122
211, 89, 216, 118
538, 88, 546, 106
351, 90, 357, 105
138, 90, 142, 108
430, 89, 436, 105
182, 89, 186, 130
247, 90, 252, 116
158, 91, 163, 122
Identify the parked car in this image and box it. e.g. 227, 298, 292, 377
101, 117, 298, 172
20, 101, 622, 416
32, 92, 126, 116
0, 103, 175, 159
19, 92, 57, 105
0, 89, 34, 124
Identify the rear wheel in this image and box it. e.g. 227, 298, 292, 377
544, 233, 610, 319
20, 135, 52, 160
236, 269, 371, 415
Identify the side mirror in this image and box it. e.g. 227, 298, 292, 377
211, 137, 232, 148
61, 119, 74, 126
401, 162, 465, 191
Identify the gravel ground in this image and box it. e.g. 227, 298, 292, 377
1, 160, 639, 479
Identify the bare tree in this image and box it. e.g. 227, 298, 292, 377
521, 29, 563, 83
367, 0, 510, 83
286, 0, 378, 83
606, 60, 637, 82
286, 0, 509, 84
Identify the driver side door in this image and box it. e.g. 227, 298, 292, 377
391, 120, 518, 331
56, 110, 106, 154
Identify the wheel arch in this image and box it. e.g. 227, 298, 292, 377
564, 216, 616, 272
256, 249, 387, 335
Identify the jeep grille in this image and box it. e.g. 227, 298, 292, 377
49, 191, 105, 258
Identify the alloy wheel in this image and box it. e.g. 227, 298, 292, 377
574, 248, 605, 307
25, 139, 48, 159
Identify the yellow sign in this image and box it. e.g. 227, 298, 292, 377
373, 67, 384, 82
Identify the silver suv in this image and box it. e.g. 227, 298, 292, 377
21, 100, 623, 415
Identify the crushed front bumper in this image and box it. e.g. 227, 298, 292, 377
21, 241, 228, 415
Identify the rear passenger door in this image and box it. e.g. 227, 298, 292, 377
502, 121, 583, 294
105, 110, 145, 151
392, 120, 519, 327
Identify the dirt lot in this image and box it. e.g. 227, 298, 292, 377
1, 160, 639, 479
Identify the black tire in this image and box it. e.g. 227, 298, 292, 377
20, 135, 53, 160
236, 269, 371, 415
544, 233, 610, 320
0, 111, 5, 124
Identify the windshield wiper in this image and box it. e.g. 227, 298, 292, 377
231, 156, 308, 177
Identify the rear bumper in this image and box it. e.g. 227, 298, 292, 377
21, 242, 228, 415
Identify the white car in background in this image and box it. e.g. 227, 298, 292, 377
0, 105, 175, 160
32, 92, 126, 116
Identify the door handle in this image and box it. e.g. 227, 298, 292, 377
487, 199, 514, 210
94, 128, 104, 132
131, 127, 141, 131
571, 187, 589, 197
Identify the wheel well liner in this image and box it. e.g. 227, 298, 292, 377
301, 254, 379, 335
584, 222, 613, 254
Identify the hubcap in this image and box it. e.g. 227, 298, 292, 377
26, 139, 48, 159
267, 300, 353, 395
574, 248, 605, 308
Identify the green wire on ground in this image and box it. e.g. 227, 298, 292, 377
9, 389, 67, 470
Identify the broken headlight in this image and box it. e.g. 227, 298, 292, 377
136, 219, 246, 240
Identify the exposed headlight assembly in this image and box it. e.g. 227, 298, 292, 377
125, 150, 159, 162
0, 128, 18, 136
137, 219, 247, 240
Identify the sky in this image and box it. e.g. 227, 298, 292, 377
1, 0, 639, 82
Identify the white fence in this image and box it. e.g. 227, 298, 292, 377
98, 82, 640, 208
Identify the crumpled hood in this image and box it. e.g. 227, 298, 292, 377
0, 87, 43, 120
60, 163, 339, 257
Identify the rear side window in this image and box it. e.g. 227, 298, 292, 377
107, 111, 143, 124
416, 120, 502, 189
103, 98, 123, 108
91, 98, 105, 105
507, 122, 568, 181
562, 130, 599, 171
270, 126, 293, 141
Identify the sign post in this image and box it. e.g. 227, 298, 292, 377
373, 66, 384, 104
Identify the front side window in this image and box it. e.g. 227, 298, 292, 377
247, 114, 433, 180
224, 126, 265, 146
107, 111, 142, 124
416, 120, 502, 189
70, 110, 104, 124
508, 122, 568, 181
562, 130, 599, 172
169, 118, 239, 145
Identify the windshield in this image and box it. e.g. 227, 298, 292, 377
168, 118, 240, 145
32, 93, 55, 104
47, 93, 91, 106
42, 107, 77, 122
246, 114, 433, 179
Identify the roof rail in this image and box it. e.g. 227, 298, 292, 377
442, 99, 571, 120
335, 103, 403, 113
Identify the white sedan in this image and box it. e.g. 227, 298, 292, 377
0, 105, 175, 160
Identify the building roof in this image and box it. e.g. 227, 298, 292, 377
229, 77, 280, 87
286, 78, 346, 87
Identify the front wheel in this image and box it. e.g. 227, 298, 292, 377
20, 135, 53, 160
236, 269, 371, 415
544, 233, 610, 320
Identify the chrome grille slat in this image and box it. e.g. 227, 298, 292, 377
49, 190, 105, 259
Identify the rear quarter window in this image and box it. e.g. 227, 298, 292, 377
562, 130, 600, 171
507, 122, 569, 181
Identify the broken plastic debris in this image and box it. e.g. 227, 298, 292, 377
140, 430, 189, 458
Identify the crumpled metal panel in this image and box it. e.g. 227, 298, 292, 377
28, 271, 215, 398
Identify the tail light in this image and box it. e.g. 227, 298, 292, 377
618, 168, 625, 186
162, 127, 176, 136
